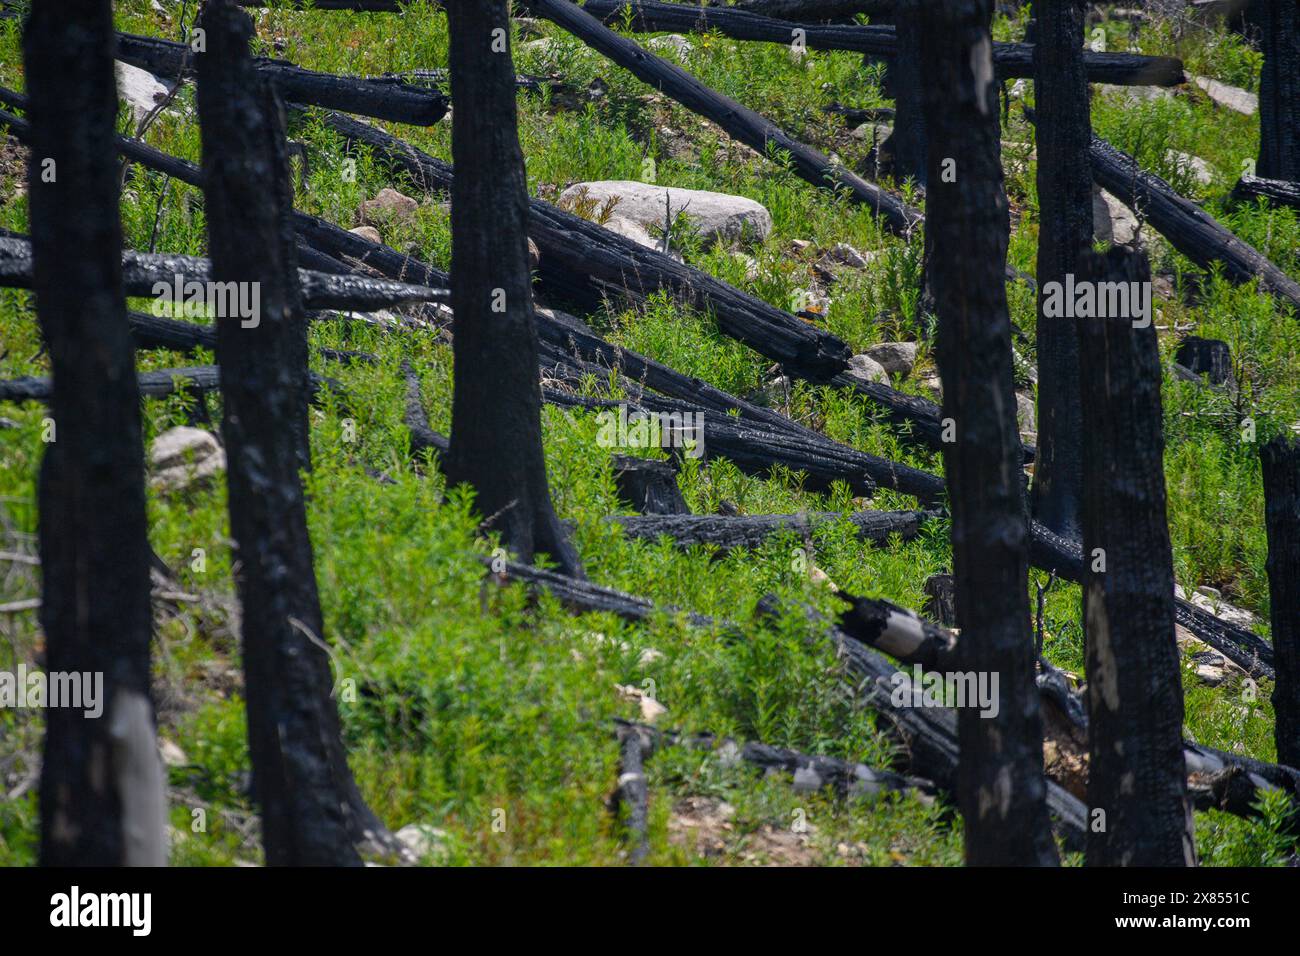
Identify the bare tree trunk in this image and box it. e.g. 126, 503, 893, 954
25, 0, 165, 868
1261, 434, 1300, 769
920, 0, 1059, 866
195, 0, 395, 865
1076, 247, 1195, 867
1252, 0, 1300, 181
1029, 0, 1090, 540
444, 0, 581, 576
879, 0, 927, 185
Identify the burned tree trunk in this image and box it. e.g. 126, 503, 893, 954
26, 0, 165, 868
1261, 435, 1300, 769
920, 0, 1059, 866
195, 0, 395, 866
1076, 247, 1195, 867
444, 0, 581, 576
1252, 0, 1299, 182
878, 0, 926, 185
1029, 0, 1090, 540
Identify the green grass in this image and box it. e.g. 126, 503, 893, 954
1, 1, 1297, 866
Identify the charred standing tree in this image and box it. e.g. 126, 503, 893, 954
444, 0, 581, 576
920, 0, 1059, 866
878, 0, 926, 185
1251, 0, 1299, 182
1076, 247, 1195, 867
1029, 0, 1091, 540
25, 0, 166, 867
195, 0, 395, 865
1261, 435, 1300, 769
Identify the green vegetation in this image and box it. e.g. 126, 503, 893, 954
0, 2, 1295, 866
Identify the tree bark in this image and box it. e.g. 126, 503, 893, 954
25, 0, 165, 868
195, 0, 396, 866
1231, 174, 1300, 211
1261, 434, 1300, 769
116, 29, 448, 126
1252, 0, 1300, 181
1076, 246, 1195, 867
1029, 0, 1090, 541
920, 0, 1059, 866
608, 509, 930, 552
878, 1, 926, 185
444, 0, 581, 577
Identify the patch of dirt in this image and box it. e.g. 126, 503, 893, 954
668, 795, 819, 866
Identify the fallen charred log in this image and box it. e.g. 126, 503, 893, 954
1230, 174, 1300, 212
1084, 132, 1300, 315
116, 31, 448, 126
0, 235, 448, 312
568, 1, 1185, 85
611, 456, 690, 515
607, 509, 930, 553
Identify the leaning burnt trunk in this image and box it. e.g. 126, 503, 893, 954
920, 0, 1059, 867
1251, 0, 1299, 182
26, 0, 165, 868
1076, 247, 1195, 867
1261, 434, 1300, 770
1029, 0, 1090, 540
195, 0, 394, 866
444, 0, 582, 576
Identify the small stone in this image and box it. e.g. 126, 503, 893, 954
1165, 149, 1215, 186
646, 34, 693, 59
824, 242, 875, 269
150, 427, 225, 493
1093, 185, 1141, 247
1016, 391, 1037, 441
528, 237, 540, 270
359, 187, 419, 227
1192, 75, 1257, 116
396, 823, 449, 861
865, 341, 918, 378
115, 61, 172, 127
348, 225, 382, 245
158, 738, 188, 768
792, 766, 823, 793
846, 353, 889, 385
616, 684, 668, 723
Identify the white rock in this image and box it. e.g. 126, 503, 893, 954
1192, 75, 1257, 116
825, 243, 875, 269
560, 181, 772, 247
150, 427, 225, 492
646, 34, 693, 59
1094, 83, 1174, 106
601, 214, 660, 251
359, 187, 418, 227
1165, 149, 1215, 186
1093, 186, 1141, 246
396, 823, 449, 861
616, 684, 668, 723
851, 123, 893, 144
158, 738, 188, 768
865, 341, 917, 377
1016, 391, 1037, 441
115, 61, 172, 127
846, 353, 890, 385
348, 225, 383, 244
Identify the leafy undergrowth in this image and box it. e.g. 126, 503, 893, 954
0, 2, 1296, 866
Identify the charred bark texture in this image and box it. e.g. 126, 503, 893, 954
608, 509, 929, 552
1086, 133, 1300, 314
195, 0, 393, 866
26, 0, 164, 868
921, 0, 1059, 866
1174, 335, 1235, 387
612, 456, 690, 515
1030, 0, 1090, 541
1261, 434, 1300, 769
117, 30, 448, 126
878, 1, 926, 185
1252, 0, 1300, 181
1076, 247, 1195, 867
1231, 174, 1300, 211
444, 0, 581, 577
